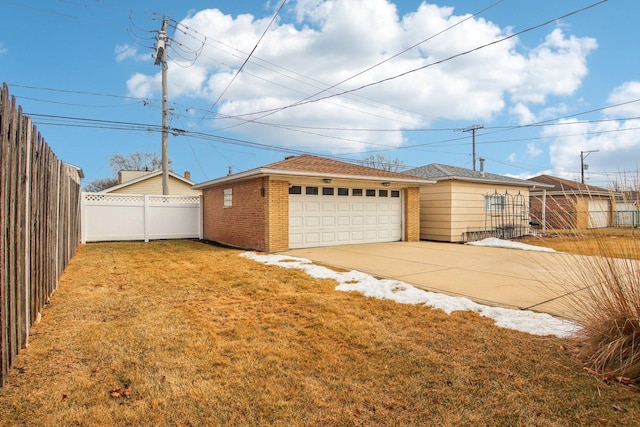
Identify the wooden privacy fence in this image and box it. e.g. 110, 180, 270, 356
81, 193, 202, 243
1, 83, 82, 387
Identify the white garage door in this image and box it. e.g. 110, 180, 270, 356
588, 199, 610, 228
289, 185, 403, 249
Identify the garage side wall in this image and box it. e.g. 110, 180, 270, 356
201, 177, 267, 250
265, 179, 289, 252
418, 181, 453, 241
420, 181, 530, 242
405, 187, 420, 242
530, 194, 577, 230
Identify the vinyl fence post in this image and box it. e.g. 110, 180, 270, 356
144, 194, 150, 243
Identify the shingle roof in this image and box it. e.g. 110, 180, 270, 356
193, 154, 434, 189
528, 174, 610, 194
404, 163, 546, 188
263, 154, 423, 179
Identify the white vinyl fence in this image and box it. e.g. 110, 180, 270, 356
81, 193, 202, 243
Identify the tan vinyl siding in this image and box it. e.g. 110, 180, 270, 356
109, 175, 201, 196
420, 181, 530, 242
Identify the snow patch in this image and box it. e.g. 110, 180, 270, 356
240, 251, 578, 338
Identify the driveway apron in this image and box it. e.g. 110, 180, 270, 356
282, 241, 591, 320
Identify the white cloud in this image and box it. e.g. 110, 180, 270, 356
543, 81, 640, 187
507, 152, 517, 162
527, 142, 543, 158
509, 29, 597, 104
125, 0, 598, 153
0, 42, 6, 54
115, 43, 149, 63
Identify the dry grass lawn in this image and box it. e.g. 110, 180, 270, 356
1, 240, 639, 426
518, 228, 640, 260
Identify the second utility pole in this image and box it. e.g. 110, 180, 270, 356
155, 18, 169, 195
461, 124, 484, 171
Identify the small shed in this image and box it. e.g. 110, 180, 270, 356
528, 175, 613, 230
193, 155, 434, 251
405, 163, 550, 242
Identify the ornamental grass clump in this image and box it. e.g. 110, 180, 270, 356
566, 234, 640, 382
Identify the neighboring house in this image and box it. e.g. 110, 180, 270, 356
193, 154, 435, 252
405, 163, 551, 243
101, 169, 201, 196
528, 175, 613, 230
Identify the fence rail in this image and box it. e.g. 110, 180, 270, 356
1, 83, 82, 386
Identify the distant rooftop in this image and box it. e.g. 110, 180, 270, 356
405, 163, 548, 188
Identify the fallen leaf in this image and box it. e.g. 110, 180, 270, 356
122, 387, 132, 398
61, 394, 68, 400
598, 418, 608, 424
612, 405, 627, 413
617, 377, 632, 385
110, 391, 121, 398
354, 408, 361, 417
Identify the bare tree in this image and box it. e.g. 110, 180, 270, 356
83, 177, 119, 192
361, 154, 406, 172
83, 152, 171, 192
109, 151, 168, 175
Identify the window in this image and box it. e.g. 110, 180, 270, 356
289, 185, 302, 195
223, 188, 232, 208
322, 187, 334, 196
485, 194, 505, 211
366, 189, 376, 197
352, 188, 363, 196
391, 190, 400, 198
306, 186, 318, 195
338, 188, 349, 196
378, 189, 388, 197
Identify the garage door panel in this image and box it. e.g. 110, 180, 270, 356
351, 202, 364, 211
336, 231, 351, 242
289, 189, 403, 249
365, 214, 379, 225
322, 202, 335, 212
337, 215, 351, 226
305, 216, 320, 227
588, 199, 610, 228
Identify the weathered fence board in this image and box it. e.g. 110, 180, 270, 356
1, 83, 82, 386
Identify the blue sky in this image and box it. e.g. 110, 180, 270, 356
1, 0, 638, 189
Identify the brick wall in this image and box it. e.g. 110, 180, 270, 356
530, 194, 577, 230
264, 179, 289, 252
404, 187, 420, 242
201, 177, 267, 250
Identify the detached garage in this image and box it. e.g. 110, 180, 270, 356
529, 174, 613, 230
193, 155, 434, 251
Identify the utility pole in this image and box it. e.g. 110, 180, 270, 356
580, 149, 598, 184
457, 125, 484, 171
155, 18, 169, 195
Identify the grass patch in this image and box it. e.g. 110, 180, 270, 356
0, 240, 638, 425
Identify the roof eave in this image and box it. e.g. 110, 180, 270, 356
192, 167, 435, 189
435, 175, 551, 188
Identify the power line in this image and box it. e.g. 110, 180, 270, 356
211, 0, 608, 126
196, 0, 288, 124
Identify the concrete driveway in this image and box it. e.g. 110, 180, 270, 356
282, 241, 588, 319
